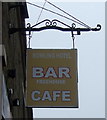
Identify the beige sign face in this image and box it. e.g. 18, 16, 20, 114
26, 49, 78, 108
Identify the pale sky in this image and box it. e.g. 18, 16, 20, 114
26, 0, 105, 118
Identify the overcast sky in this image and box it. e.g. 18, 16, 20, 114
26, 0, 105, 118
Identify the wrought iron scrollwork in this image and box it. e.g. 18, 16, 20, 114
91, 24, 101, 31
32, 19, 70, 28
52, 19, 71, 28
51, 20, 57, 26
9, 19, 101, 34
45, 19, 51, 26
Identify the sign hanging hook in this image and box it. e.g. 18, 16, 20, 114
27, 23, 32, 48
71, 23, 76, 49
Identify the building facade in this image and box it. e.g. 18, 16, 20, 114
0, 2, 33, 119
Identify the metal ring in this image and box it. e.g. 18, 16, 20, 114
72, 23, 76, 28
45, 20, 51, 26
27, 23, 31, 28
52, 21, 57, 26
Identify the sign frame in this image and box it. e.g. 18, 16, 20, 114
26, 49, 78, 108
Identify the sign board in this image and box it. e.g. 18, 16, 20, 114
26, 49, 78, 108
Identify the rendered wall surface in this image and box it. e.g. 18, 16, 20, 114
2, 2, 33, 119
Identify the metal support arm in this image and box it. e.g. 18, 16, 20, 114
9, 19, 101, 34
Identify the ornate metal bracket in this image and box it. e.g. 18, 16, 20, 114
9, 19, 101, 35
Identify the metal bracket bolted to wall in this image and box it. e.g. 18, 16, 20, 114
9, 19, 101, 35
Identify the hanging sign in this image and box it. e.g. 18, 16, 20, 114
26, 49, 78, 108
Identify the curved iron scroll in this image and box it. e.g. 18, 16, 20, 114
32, 19, 72, 28
9, 19, 101, 34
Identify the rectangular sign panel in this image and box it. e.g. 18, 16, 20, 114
26, 49, 78, 108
